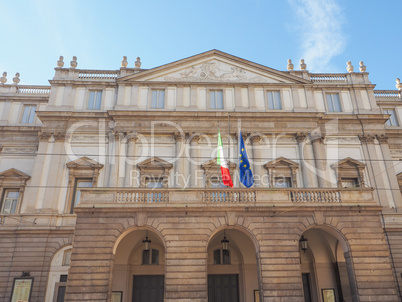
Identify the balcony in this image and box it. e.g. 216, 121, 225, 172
78, 187, 376, 209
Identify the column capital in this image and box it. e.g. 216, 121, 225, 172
173, 132, 185, 142
249, 133, 263, 144
376, 134, 388, 143
188, 132, 201, 144
295, 132, 308, 143
126, 131, 139, 142
359, 134, 375, 143
38, 131, 52, 141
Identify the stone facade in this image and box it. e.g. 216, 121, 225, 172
0, 50, 402, 302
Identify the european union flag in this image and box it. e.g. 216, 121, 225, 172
239, 131, 254, 188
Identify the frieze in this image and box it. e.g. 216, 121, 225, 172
164, 61, 269, 83
325, 136, 360, 144
71, 135, 107, 144
1, 147, 37, 154
390, 149, 402, 159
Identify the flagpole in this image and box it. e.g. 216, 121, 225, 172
228, 113, 231, 163
238, 119, 241, 187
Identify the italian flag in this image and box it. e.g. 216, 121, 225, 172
217, 130, 233, 187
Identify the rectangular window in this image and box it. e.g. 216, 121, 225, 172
267, 91, 282, 110
21, 105, 36, 123
274, 177, 291, 188
151, 89, 165, 109
88, 91, 102, 110
1, 190, 19, 214
72, 179, 92, 210
326, 93, 342, 112
341, 178, 359, 188
383, 109, 399, 126
210, 90, 224, 109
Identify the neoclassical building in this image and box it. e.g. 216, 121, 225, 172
0, 50, 402, 302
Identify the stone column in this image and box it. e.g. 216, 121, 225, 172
108, 132, 122, 187
125, 133, 139, 187
377, 134, 402, 209
310, 134, 330, 187
190, 134, 202, 188
296, 132, 316, 188
359, 135, 392, 207
174, 132, 186, 188
250, 134, 263, 187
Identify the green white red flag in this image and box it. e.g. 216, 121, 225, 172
217, 130, 233, 187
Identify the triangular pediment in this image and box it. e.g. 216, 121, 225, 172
201, 158, 236, 170
0, 168, 30, 180
119, 50, 311, 84
264, 157, 299, 169
137, 157, 173, 170
66, 157, 104, 169
331, 157, 366, 169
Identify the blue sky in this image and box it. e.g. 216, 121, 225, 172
0, 0, 401, 89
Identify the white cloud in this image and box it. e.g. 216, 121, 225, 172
288, 0, 346, 72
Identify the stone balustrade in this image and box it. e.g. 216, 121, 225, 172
17, 85, 51, 94
374, 90, 401, 101
79, 187, 376, 208
310, 73, 347, 83
78, 69, 119, 80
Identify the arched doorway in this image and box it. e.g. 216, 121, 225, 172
207, 229, 259, 302
45, 245, 72, 302
300, 228, 354, 302
112, 229, 165, 302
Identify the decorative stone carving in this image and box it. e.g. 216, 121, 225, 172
164, 61, 268, 83
347, 61, 354, 73
173, 132, 185, 142
376, 134, 388, 143
1, 147, 37, 154
135, 57, 141, 69
54, 132, 68, 141
38, 132, 52, 141
0, 72, 7, 84
70, 56, 77, 69
12, 73, 20, 85
300, 59, 307, 70
331, 157, 366, 188
396, 78, 402, 91
57, 56, 64, 68
121, 56, 128, 68
295, 132, 308, 143
287, 59, 294, 71
126, 132, 139, 142
358, 134, 375, 143
359, 61, 366, 72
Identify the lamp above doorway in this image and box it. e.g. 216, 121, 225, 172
299, 235, 308, 253
142, 231, 151, 251
221, 230, 229, 251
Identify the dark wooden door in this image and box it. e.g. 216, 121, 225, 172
132, 275, 164, 302
208, 274, 239, 302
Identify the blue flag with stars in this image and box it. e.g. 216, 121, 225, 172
239, 131, 254, 188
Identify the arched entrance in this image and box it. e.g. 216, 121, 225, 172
112, 229, 165, 302
207, 229, 259, 302
300, 228, 355, 302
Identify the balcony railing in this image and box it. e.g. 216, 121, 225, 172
78, 70, 119, 80
310, 74, 347, 83
79, 187, 375, 208
374, 90, 401, 101
17, 85, 51, 94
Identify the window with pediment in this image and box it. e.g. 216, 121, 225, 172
331, 157, 366, 188
201, 158, 236, 188
264, 157, 299, 188
66, 157, 103, 213
137, 157, 173, 188
0, 169, 30, 214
